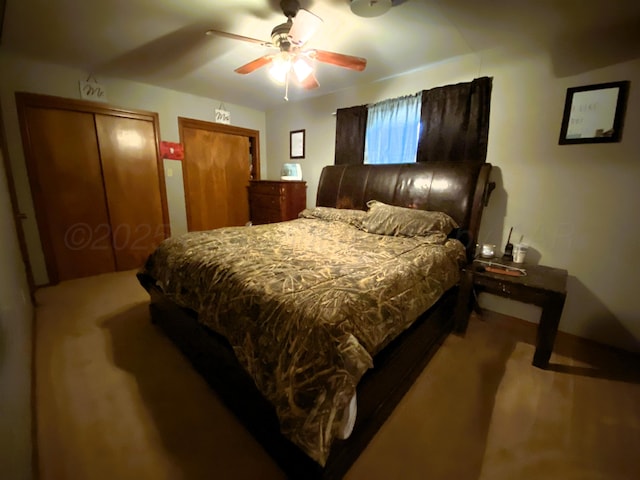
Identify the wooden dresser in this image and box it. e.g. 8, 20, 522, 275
248, 180, 307, 225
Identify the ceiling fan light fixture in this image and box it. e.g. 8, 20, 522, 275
350, 0, 392, 18
292, 57, 313, 82
269, 54, 291, 84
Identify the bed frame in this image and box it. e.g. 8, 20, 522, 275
138, 161, 493, 479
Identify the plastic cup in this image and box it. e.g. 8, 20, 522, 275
513, 243, 528, 263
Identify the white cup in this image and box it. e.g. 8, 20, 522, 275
513, 243, 528, 263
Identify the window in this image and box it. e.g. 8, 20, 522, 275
364, 93, 422, 165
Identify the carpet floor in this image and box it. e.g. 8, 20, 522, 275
34, 270, 640, 479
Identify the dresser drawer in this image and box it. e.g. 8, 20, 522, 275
251, 209, 282, 225
249, 182, 284, 196
250, 193, 283, 210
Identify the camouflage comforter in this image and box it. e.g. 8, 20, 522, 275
140, 207, 466, 465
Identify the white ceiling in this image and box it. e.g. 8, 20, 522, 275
2, 0, 640, 110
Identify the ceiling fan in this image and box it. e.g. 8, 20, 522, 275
206, 0, 367, 99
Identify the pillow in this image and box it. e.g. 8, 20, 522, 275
299, 207, 367, 228
362, 200, 459, 237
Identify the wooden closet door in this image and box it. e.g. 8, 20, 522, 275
22, 107, 116, 281
96, 114, 168, 270
18, 92, 170, 284
182, 127, 251, 231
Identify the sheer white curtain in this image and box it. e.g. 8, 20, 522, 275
364, 92, 422, 164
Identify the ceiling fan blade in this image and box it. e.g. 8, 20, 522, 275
298, 72, 320, 90
311, 50, 367, 71
206, 29, 273, 47
235, 55, 273, 74
288, 9, 323, 46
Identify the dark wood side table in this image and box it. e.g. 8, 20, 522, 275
455, 260, 568, 369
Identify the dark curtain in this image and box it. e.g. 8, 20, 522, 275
416, 76, 492, 164
334, 105, 368, 165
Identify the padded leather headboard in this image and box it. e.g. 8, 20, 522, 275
316, 162, 492, 257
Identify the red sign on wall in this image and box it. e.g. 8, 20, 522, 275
160, 141, 184, 160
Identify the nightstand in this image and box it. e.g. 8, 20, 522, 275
455, 260, 568, 369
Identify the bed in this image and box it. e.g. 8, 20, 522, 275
137, 161, 493, 479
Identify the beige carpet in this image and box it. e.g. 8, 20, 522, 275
34, 270, 640, 479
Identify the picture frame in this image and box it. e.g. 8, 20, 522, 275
290, 129, 305, 159
558, 81, 629, 145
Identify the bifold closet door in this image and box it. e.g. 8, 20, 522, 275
96, 114, 167, 270
22, 107, 116, 281
18, 92, 170, 284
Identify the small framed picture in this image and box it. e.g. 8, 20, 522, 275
290, 129, 305, 159
558, 81, 629, 145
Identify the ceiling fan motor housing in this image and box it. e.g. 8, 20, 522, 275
271, 21, 293, 51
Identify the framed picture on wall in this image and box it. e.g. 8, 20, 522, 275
290, 129, 305, 159
558, 81, 629, 145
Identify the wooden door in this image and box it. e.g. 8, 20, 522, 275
180, 119, 260, 231
96, 114, 168, 270
21, 107, 116, 282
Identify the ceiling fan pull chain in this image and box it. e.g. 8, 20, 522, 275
284, 71, 290, 101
